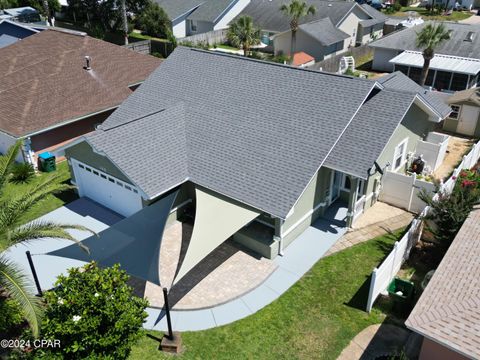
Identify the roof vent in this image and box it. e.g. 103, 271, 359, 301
464, 31, 474, 42
84, 56, 91, 70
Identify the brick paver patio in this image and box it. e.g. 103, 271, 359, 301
143, 221, 277, 310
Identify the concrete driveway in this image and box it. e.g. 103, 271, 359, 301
4, 198, 123, 290
460, 10, 480, 24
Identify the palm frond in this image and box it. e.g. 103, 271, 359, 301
0, 254, 43, 337
8, 221, 96, 253
0, 176, 74, 229
0, 140, 23, 193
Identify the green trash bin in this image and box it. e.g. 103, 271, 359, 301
387, 277, 415, 314
38, 152, 56, 172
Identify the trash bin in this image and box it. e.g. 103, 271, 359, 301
38, 152, 56, 172
387, 277, 415, 313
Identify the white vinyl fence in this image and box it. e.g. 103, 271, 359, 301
366, 218, 423, 312
379, 171, 436, 213
366, 139, 480, 312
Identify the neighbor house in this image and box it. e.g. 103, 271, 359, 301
443, 87, 480, 136
154, 0, 251, 38
0, 19, 39, 48
406, 207, 480, 360
0, 6, 40, 23
0, 28, 161, 165
63, 47, 450, 261
239, 0, 386, 58
370, 22, 480, 91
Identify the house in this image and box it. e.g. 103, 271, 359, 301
0, 28, 161, 165
239, 0, 387, 58
154, 0, 251, 38
292, 51, 315, 67
370, 22, 480, 91
405, 207, 480, 360
0, 7, 41, 23
63, 47, 449, 261
443, 87, 480, 136
0, 19, 40, 48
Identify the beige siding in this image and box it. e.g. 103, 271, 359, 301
337, 7, 369, 51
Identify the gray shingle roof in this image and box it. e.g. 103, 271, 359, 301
360, 4, 387, 22
154, 0, 203, 20
324, 89, 416, 179
377, 71, 452, 118
405, 207, 480, 360
369, 21, 480, 59
237, 0, 357, 32
85, 48, 449, 219
90, 47, 376, 218
299, 18, 350, 46
187, 0, 234, 22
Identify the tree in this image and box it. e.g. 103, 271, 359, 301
415, 22, 450, 87
227, 15, 261, 56
0, 142, 93, 337
39, 262, 148, 359
279, 0, 315, 63
136, 1, 173, 40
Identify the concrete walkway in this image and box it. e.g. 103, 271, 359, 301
4, 198, 347, 332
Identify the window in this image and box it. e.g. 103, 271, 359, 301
324, 41, 343, 55
108, 177, 115, 183
116, 181, 123, 187
342, 175, 351, 191
449, 105, 461, 119
79, 164, 84, 169
425, 70, 435, 86
394, 65, 409, 75
93, 170, 99, 175
393, 139, 408, 171
434, 71, 452, 91
191, 21, 197, 32
450, 73, 469, 91
125, 185, 132, 191
408, 67, 422, 84
100, 174, 107, 179
85, 167, 91, 172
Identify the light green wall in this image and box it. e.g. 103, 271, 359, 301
66, 141, 132, 184
364, 102, 435, 209
442, 102, 480, 137
280, 167, 332, 247
443, 118, 459, 133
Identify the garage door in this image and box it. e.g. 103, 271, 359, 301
71, 159, 143, 217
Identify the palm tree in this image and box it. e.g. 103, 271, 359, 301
416, 23, 450, 87
42, 0, 52, 26
227, 15, 261, 57
280, 0, 316, 63
0, 142, 93, 337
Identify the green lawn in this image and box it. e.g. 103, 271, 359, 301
388, 7, 472, 21
2, 161, 77, 226
213, 44, 240, 51
130, 230, 404, 360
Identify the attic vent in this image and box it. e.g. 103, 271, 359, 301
464, 31, 474, 42
84, 56, 91, 70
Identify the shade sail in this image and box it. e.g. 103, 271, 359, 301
173, 187, 260, 284
48, 191, 178, 286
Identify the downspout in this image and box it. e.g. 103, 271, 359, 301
274, 218, 285, 256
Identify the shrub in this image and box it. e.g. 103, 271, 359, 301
419, 169, 480, 246
136, 1, 173, 41
0, 297, 24, 334
38, 262, 148, 360
10, 163, 35, 184
393, 2, 402, 11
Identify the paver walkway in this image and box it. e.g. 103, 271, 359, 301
337, 324, 411, 360
326, 209, 413, 256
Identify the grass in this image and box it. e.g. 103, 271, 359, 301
130, 229, 404, 360
213, 44, 240, 51
2, 161, 77, 226
388, 7, 472, 21
128, 32, 171, 43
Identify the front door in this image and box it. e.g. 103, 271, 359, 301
330, 171, 342, 205
457, 105, 479, 136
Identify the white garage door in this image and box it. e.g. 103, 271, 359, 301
71, 159, 143, 217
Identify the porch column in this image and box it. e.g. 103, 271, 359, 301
346, 176, 359, 228
274, 218, 284, 256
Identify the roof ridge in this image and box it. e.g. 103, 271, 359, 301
183, 47, 372, 81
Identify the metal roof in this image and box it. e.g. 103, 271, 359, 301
0, 34, 18, 48
389, 50, 480, 76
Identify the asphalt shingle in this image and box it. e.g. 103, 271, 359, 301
298, 18, 350, 46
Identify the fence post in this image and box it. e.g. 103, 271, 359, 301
366, 268, 377, 313
390, 241, 399, 280
407, 173, 415, 212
